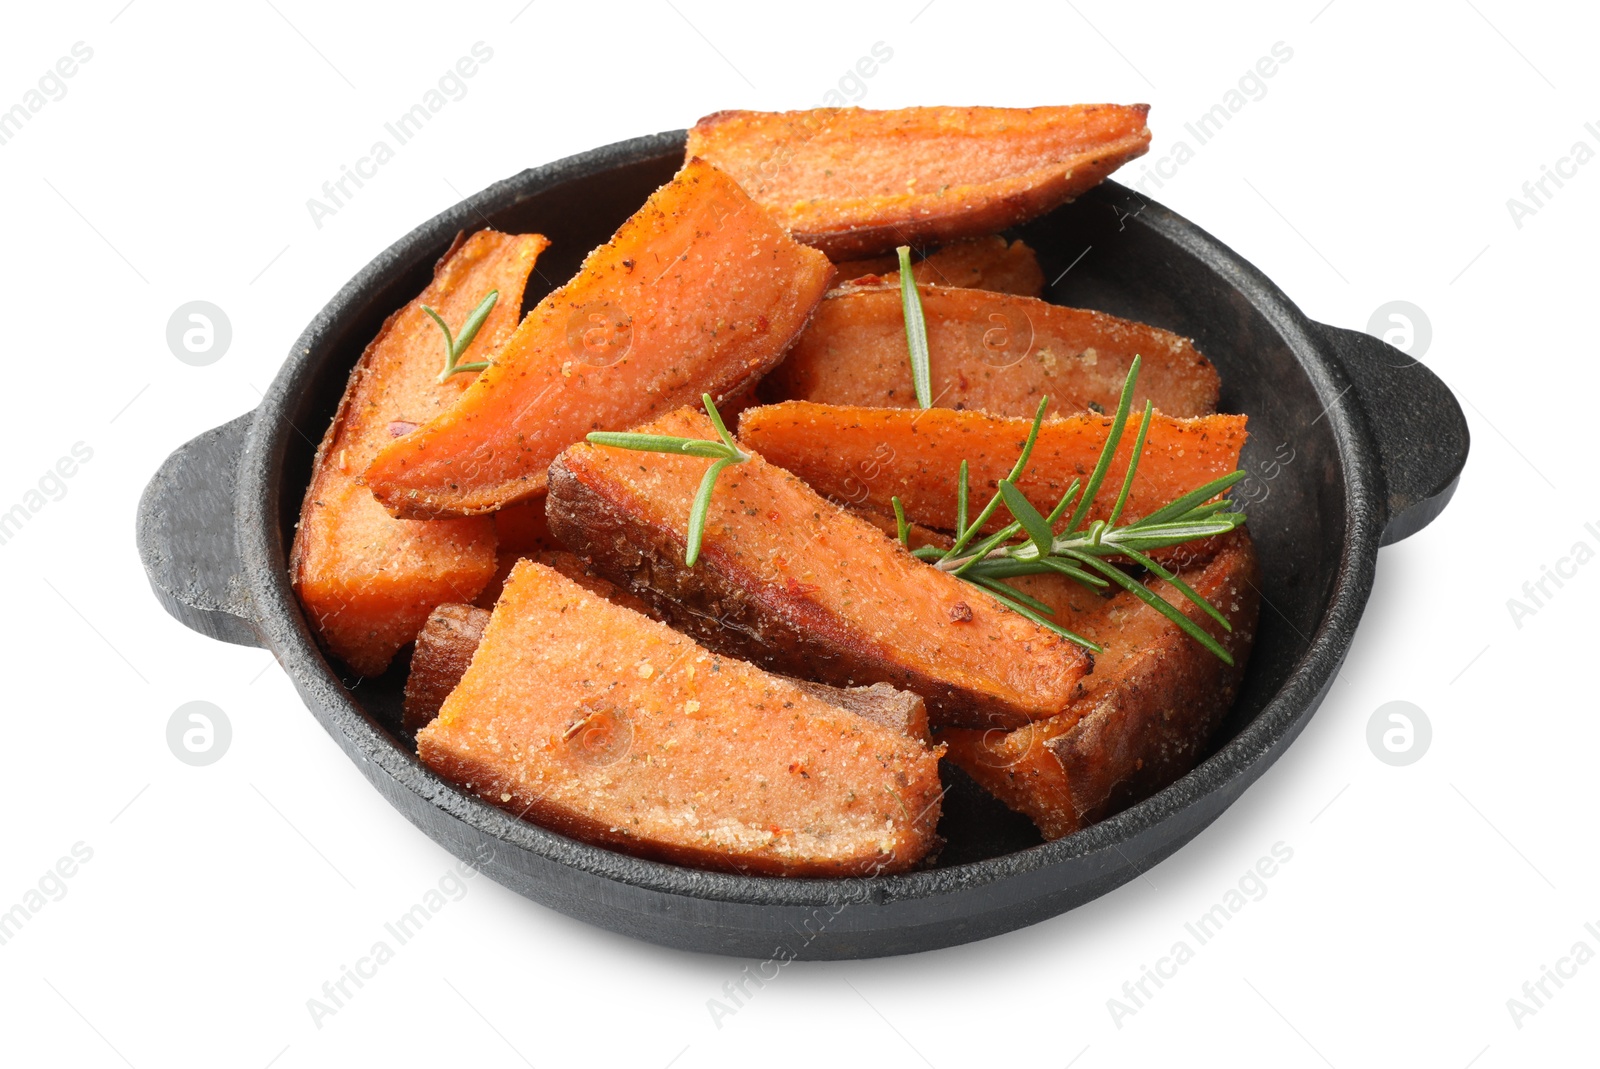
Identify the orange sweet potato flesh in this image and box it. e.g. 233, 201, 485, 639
364, 158, 833, 519
738, 401, 1247, 534
290, 230, 548, 676
402, 601, 929, 744
492, 495, 556, 555
474, 549, 661, 619
941, 529, 1259, 839
546, 408, 1091, 730
832, 236, 1045, 297
416, 561, 944, 876
686, 105, 1151, 259
763, 285, 1219, 418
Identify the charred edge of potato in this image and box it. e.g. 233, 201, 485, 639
402, 603, 490, 734
943, 530, 1260, 840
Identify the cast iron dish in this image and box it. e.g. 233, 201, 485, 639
137, 130, 1468, 958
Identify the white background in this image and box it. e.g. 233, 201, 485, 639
1, 1, 1594, 1065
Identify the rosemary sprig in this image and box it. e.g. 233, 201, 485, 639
425, 289, 500, 382
585, 393, 747, 566
896, 246, 933, 409
925, 359, 1249, 663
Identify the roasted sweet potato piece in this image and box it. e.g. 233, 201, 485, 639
832, 236, 1045, 297
738, 401, 1247, 534
941, 530, 1260, 839
403, 603, 489, 733
762, 285, 1219, 417
364, 158, 834, 519
416, 562, 944, 876
290, 230, 548, 675
403, 602, 928, 744
547, 408, 1091, 729
686, 105, 1151, 259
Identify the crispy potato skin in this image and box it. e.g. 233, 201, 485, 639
687, 105, 1151, 258
402, 603, 489, 734
941, 529, 1260, 839
416, 562, 944, 877
739, 401, 1247, 535
790, 681, 929, 745
546, 408, 1091, 730
763, 285, 1219, 417
831, 236, 1045, 298
364, 158, 833, 519
290, 230, 547, 675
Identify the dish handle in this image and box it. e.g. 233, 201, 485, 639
1315, 323, 1470, 545
136, 411, 264, 647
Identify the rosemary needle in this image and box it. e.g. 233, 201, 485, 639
425, 289, 500, 382
897, 246, 933, 409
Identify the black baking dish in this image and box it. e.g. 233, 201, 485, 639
137, 130, 1468, 958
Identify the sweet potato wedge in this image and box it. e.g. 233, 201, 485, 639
402, 603, 489, 734
941, 529, 1259, 839
738, 401, 1247, 534
832, 236, 1045, 297
416, 561, 944, 876
364, 158, 833, 519
686, 105, 1151, 259
402, 601, 928, 744
290, 229, 548, 675
546, 408, 1091, 730
762, 285, 1219, 417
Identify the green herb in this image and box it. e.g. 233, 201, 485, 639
913, 357, 1249, 663
425, 289, 500, 382
585, 393, 747, 566
897, 246, 933, 408
579, 354, 1248, 662
892, 496, 912, 549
